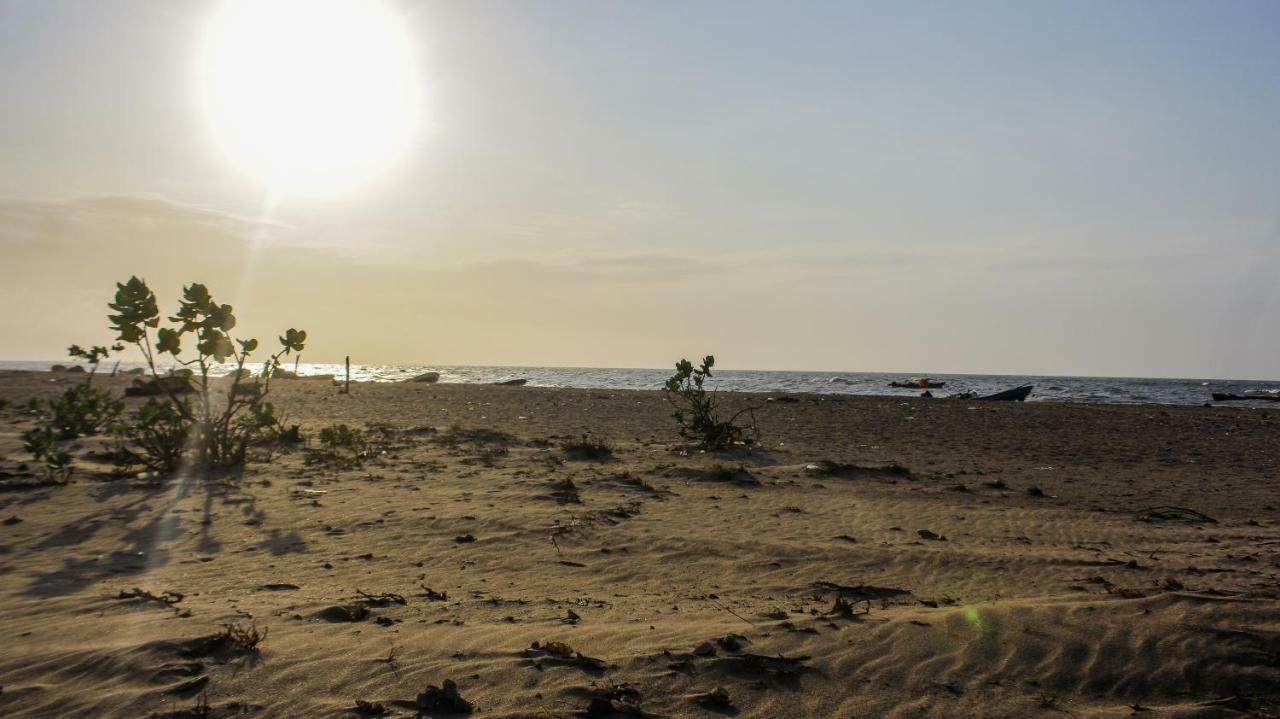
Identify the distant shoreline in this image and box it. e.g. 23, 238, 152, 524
2, 366, 1279, 408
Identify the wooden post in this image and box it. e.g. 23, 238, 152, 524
344, 355, 351, 394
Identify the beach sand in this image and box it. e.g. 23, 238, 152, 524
0, 370, 1277, 718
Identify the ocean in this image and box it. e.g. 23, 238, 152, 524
3, 360, 1278, 407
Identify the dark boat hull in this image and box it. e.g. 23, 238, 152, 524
1212, 393, 1280, 402
975, 385, 1032, 401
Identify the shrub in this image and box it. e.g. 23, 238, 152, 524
663, 355, 757, 450
49, 382, 123, 439
46, 344, 125, 439
22, 343, 123, 478
108, 276, 305, 473
113, 399, 192, 474
319, 423, 360, 453
22, 426, 72, 482
561, 432, 614, 461
311, 422, 397, 466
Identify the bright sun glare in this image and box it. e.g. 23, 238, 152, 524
197, 0, 423, 196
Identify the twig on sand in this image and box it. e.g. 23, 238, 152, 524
355, 589, 407, 606
1136, 506, 1217, 524
118, 587, 184, 605
709, 596, 757, 627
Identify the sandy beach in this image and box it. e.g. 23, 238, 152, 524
1, 369, 1278, 718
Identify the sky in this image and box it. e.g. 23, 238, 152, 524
1, 0, 1278, 378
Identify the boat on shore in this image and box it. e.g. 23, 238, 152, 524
1211, 392, 1280, 402
890, 379, 946, 389
977, 385, 1032, 401
949, 385, 1033, 401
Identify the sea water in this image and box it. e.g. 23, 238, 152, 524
3, 361, 1278, 406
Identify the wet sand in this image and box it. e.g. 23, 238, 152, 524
1, 370, 1277, 718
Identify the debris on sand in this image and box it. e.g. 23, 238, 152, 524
715, 634, 748, 652
421, 585, 449, 601
455, 534, 477, 543
180, 621, 266, 658
829, 596, 861, 618
697, 686, 735, 711
118, 588, 184, 606
584, 695, 658, 717
1136, 505, 1218, 524
804, 460, 912, 480
416, 678, 473, 714
258, 583, 300, 591
916, 529, 946, 541
354, 699, 389, 716
692, 641, 717, 657
549, 478, 582, 504
1069, 575, 1146, 599
813, 582, 913, 613
813, 581, 912, 603
317, 604, 371, 622
701, 465, 760, 486
355, 589, 407, 607
716, 651, 812, 679
579, 681, 656, 717
524, 641, 608, 672
600, 502, 642, 522
609, 472, 672, 497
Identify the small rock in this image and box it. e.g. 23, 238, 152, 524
698, 686, 734, 709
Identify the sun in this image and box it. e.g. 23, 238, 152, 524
197, 0, 423, 196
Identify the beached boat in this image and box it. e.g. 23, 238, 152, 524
889, 379, 946, 389
1211, 392, 1280, 402
975, 385, 1033, 401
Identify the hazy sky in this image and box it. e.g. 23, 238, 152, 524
2, 0, 1278, 378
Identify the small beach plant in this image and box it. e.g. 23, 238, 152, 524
21, 343, 124, 477
108, 276, 306, 473
45, 343, 126, 439
663, 355, 757, 450
22, 426, 73, 483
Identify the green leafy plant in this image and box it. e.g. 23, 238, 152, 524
22, 426, 72, 482
112, 399, 192, 474
46, 344, 125, 438
108, 276, 306, 473
663, 355, 757, 450
314, 423, 365, 466
21, 343, 124, 479
311, 422, 394, 466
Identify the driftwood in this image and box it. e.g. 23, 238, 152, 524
118, 587, 183, 605
1136, 506, 1217, 524
355, 589, 407, 606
